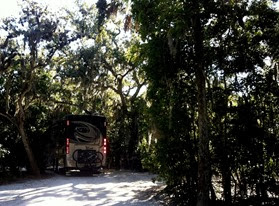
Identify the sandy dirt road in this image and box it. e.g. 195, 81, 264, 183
0, 171, 164, 206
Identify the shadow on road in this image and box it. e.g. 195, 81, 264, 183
0, 170, 164, 206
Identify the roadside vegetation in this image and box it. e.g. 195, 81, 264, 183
1, 0, 279, 205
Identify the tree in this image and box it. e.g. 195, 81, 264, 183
59, 1, 146, 169
132, 0, 279, 205
0, 0, 70, 176
132, 0, 211, 204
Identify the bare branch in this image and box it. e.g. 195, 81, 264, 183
48, 99, 81, 108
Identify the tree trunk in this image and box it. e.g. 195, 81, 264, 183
17, 90, 41, 177
222, 165, 232, 204
193, 4, 210, 206
128, 106, 140, 170
18, 117, 41, 177
196, 66, 210, 206
222, 75, 232, 204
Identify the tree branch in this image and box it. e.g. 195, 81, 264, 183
0, 112, 18, 130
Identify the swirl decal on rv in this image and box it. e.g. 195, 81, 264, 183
72, 121, 101, 143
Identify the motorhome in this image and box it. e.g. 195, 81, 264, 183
50, 115, 107, 174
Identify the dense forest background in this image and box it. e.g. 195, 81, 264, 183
1, 0, 279, 205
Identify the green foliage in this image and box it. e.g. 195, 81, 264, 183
139, 138, 158, 172
96, 0, 107, 29
1, 1, 279, 205
132, 0, 279, 205
0, 0, 72, 176
0, 118, 26, 175
48, 0, 147, 170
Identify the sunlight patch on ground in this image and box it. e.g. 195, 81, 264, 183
0, 171, 163, 206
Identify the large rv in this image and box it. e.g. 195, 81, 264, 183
50, 115, 107, 174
